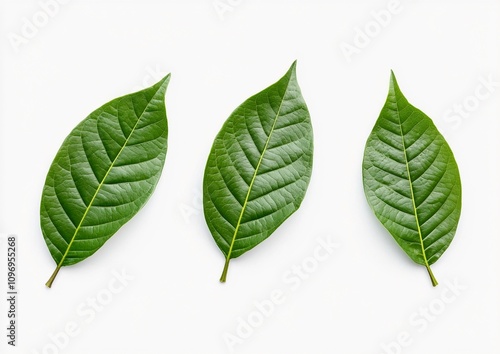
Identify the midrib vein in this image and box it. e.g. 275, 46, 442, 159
394, 99, 430, 268
57, 92, 161, 267
225, 81, 292, 263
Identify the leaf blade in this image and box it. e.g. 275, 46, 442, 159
203, 62, 314, 282
362, 71, 461, 286
41, 75, 170, 287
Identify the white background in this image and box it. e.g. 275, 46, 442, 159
0, 1, 499, 353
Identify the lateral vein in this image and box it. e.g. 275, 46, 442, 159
56, 89, 163, 267
224, 76, 293, 262
393, 97, 430, 269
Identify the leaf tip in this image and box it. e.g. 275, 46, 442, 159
388, 70, 402, 96
146, 73, 171, 97
157, 73, 171, 88
389, 69, 397, 84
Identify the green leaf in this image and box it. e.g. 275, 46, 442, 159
41, 75, 170, 288
203, 61, 314, 282
362, 71, 462, 286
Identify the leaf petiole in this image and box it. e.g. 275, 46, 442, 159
426, 265, 438, 287
220, 258, 231, 283
46, 264, 62, 288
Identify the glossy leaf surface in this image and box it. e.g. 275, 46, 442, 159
362, 72, 461, 286
203, 62, 314, 282
41, 76, 170, 287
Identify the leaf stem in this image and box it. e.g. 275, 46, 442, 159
46, 264, 62, 288
220, 258, 231, 283
426, 265, 438, 287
